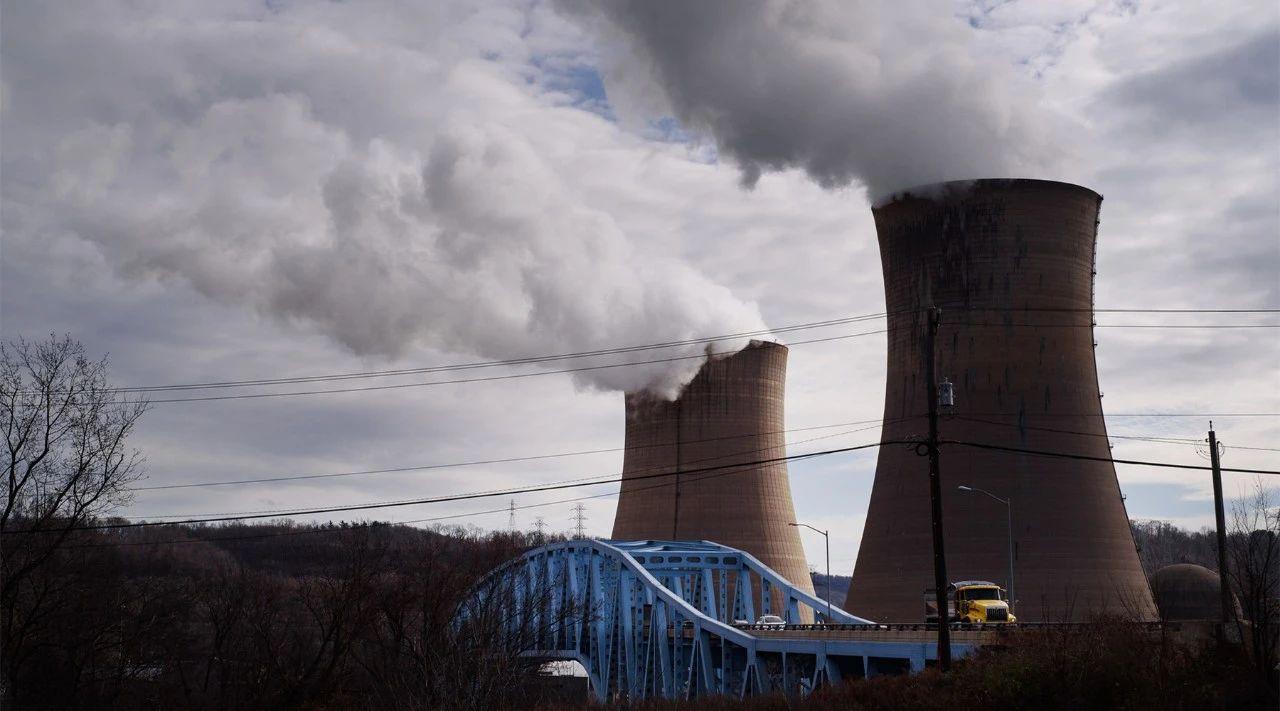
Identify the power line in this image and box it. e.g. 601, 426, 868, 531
89, 307, 1279, 395
104, 312, 894, 394
963, 308, 1280, 314
114, 332, 1279, 405
108, 329, 890, 404
122, 410, 1278, 502
943, 440, 1280, 475
118, 411, 1278, 502
4, 441, 895, 535
68, 430, 889, 549
128, 424, 884, 518
128, 417, 897, 491
965, 412, 1279, 418
1095, 325, 1278, 329
959, 323, 1280, 330
16, 437, 1280, 538
122, 411, 1277, 515
953, 416, 1280, 453
53, 434, 1280, 549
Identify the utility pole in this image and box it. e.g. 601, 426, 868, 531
1208, 423, 1233, 628
925, 306, 952, 671
571, 503, 588, 539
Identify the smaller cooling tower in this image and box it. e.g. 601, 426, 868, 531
611, 341, 815, 597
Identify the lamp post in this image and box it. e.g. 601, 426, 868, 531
789, 522, 831, 622
957, 485, 1014, 611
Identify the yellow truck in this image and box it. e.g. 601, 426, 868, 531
924, 580, 1016, 623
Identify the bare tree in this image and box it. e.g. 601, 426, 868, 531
1228, 481, 1280, 697
1, 334, 148, 701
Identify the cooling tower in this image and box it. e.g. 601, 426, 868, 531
847, 179, 1156, 622
612, 340, 815, 598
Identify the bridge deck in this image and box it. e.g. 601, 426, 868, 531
465, 540, 1175, 701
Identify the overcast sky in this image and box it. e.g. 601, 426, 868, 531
2, 0, 1277, 576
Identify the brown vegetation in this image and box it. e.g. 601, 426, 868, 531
2, 521, 566, 709
2, 336, 1275, 709
557, 618, 1262, 710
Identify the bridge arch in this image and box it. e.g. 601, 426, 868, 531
461, 539, 979, 701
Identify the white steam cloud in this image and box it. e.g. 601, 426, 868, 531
5, 2, 766, 396
558, 0, 1066, 197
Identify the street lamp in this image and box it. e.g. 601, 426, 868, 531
957, 485, 1014, 612
789, 522, 832, 623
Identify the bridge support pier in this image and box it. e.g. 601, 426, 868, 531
463, 540, 980, 702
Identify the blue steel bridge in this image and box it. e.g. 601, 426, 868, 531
461, 539, 1000, 702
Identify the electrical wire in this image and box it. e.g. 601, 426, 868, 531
962, 412, 1279, 418
68, 428, 878, 548
14, 437, 1280, 538
103, 312, 894, 394
30, 307, 1272, 403
54, 433, 1280, 549
952, 323, 1279, 329
128, 417, 900, 491
960, 308, 1280, 314
4, 441, 897, 534
105, 329, 889, 404
125, 412, 1280, 492
952, 415, 1280, 453
942, 440, 1280, 474
130, 423, 886, 518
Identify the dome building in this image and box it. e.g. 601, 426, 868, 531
1149, 563, 1239, 621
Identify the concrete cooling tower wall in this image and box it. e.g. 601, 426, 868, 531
611, 340, 816, 599
847, 178, 1156, 622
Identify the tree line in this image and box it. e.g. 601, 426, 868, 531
3, 335, 1276, 708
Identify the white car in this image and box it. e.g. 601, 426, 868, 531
754, 615, 786, 628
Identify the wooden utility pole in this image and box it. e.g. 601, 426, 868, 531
1208, 423, 1233, 627
925, 306, 952, 671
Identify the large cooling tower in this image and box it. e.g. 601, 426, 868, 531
847, 179, 1156, 622
612, 340, 815, 597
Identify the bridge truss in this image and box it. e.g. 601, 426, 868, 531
461, 539, 981, 701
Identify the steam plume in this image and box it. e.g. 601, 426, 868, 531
11, 3, 767, 396
558, 0, 1064, 197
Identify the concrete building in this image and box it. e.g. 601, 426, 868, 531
612, 340, 815, 599
847, 179, 1156, 622
1150, 564, 1240, 621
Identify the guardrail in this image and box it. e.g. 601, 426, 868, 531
737, 621, 1174, 633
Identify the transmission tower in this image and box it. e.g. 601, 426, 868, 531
571, 503, 588, 539
534, 517, 546, 542
508, 499, 517, 531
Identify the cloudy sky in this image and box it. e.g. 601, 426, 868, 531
2, 0, 1277, 576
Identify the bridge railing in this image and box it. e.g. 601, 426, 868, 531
462, 539, 974, 702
